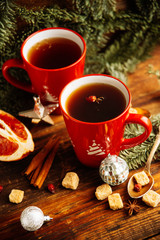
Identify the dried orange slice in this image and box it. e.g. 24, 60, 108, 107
0, 110, 34, 161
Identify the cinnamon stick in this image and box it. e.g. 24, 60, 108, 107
33, 138, 60, 188
34, 137, 49, 151
30, 161, 43, 185
25, 134, 57, 176
30, 137, 58, 184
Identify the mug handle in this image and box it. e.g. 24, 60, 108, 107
2, 59, 34, 93
120, 113, 152, 150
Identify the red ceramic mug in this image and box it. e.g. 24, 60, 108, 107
59, 74, 152, 168
2, 28, 86, 112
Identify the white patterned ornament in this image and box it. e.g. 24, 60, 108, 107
99, 154, 129, 186
20, 206, 52, 231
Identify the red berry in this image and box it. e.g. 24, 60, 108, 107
48, 184, 55, 193
0, 185, 3, 193
134, 183, 142, 192
86, 95, 97, 103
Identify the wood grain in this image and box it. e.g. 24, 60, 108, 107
128, 45, 160, 115
0, 45, 160, 240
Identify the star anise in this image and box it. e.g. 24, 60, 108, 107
124, 200, 141, 216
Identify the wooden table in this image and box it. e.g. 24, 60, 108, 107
0, 45, 160, 240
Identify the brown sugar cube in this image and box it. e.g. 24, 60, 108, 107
95, 183, 112, 200
9, 189, 24, 204
142, 190, 160, 207
108, 193, 123, 210
134, 171, 150, 186
62, 172, 79, 190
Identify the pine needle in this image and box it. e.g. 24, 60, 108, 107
120, 114, 160, 169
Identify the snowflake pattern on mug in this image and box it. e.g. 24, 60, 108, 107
87, 140, 105, 156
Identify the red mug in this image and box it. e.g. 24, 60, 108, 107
2, 28, 86, 112
59, 74, 152, 168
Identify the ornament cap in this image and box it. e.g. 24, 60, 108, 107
44, 216, 53, 221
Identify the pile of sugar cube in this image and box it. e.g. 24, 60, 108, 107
62, 171, 160, 210
134, 171, 160, 207
8, 171, 160, 210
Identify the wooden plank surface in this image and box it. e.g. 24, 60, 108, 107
128, 45, 160, 115
0, 45, 160, 240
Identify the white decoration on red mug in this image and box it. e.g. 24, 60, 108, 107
87, 140, 105, 156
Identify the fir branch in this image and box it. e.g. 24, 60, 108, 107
147, 64, 160, 83
0, 0, 18, 65
120, 114, 160, 170
135, 0, 160, 21
72, 0, 116, 18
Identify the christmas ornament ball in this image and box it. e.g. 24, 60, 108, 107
20, 206, 45, 231
99, 154, 129, 186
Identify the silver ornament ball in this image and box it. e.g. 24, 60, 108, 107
99, 154, 129, 186
20, 206, 47, 231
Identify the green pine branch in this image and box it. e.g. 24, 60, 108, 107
120, 114, 160, 170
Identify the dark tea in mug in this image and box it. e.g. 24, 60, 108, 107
27, 37, 82, 69
2, 27, 86, 115
65, 82, 126, 123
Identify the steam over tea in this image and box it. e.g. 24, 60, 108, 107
65, 82, 126, 123
27, 37, 82, 69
